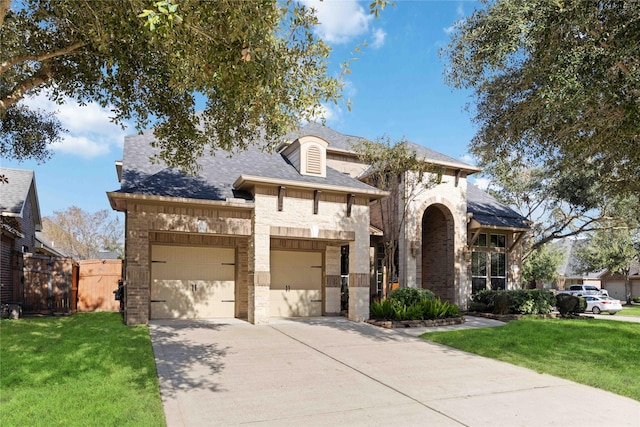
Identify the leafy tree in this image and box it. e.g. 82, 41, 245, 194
41, 207, 123, 260
481, 160, 630, 259
444, 0, 640, 200
521, 243, 564, 289
353, 136, 442, 296
574, 228, 639, 305
0, 0, 350, 171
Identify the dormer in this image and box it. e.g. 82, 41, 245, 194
281, 136, 328, 178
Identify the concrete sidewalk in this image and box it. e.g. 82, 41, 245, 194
150, 317, 639, 427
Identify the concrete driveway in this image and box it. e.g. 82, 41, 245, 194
150, 317, 640, 427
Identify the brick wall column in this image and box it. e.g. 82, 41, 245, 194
124, 209, 150, 325
248, 224, 270, 324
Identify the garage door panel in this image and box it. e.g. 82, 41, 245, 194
151, 245, 235, 319
270, 250, 322, 317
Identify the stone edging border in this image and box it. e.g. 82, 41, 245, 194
366, 316, 466, 329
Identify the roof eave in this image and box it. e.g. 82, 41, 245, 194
233, 174, 389, 200
106, 191, 255, 212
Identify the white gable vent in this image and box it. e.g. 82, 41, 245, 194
306, 145, 322, 175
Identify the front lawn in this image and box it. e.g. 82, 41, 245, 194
0, 312, 165, 426
621, 304, 640, 316
422, 317, 640, 401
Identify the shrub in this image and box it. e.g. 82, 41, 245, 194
556, 294, 586, 316
633, 297, 640, 304
469, 289, 555, 315
370, 299, 395, 320
388, 287, 435, 307
419, 297, 460, 319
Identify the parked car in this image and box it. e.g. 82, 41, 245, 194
556, 285, 608, 297
583, 295, 622, 315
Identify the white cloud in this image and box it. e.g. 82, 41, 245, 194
471, 177, 491, 190
303, 0, 373, 44
371, 28, 386, 49
456, 3, 465, 18
307, 102, 343, 123
443, 25, 455, 35
22, 91, 128, 158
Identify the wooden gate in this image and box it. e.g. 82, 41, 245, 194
78, 259, 123, 312
21, 254, 78, 313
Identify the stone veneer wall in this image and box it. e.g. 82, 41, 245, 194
252, 185, 371, 323
399, 170, 470, 309
123, 202, 252, 325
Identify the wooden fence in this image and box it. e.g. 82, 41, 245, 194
21, 253, 78, 313
77, 259, 122, 312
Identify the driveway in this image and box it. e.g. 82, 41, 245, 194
150, 317, 639, 426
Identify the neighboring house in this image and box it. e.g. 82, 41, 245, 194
553, 239, 603, 290
600, 263, 640, 302
0, 168, 42, 303
108, 123, 529, 325
35, 231, 69, 258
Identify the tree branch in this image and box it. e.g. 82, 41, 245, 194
0, 63, 55, 115
0, 41, 85, 75
0, 0, 10, 28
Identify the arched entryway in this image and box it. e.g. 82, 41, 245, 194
421, 204, 456, 302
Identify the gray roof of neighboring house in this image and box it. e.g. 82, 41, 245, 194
119, 123, 380, 201
0, 168, 36, 216
554, 239, 605, 279
467, 183, 530, 229
405, 141, 480, 171
35, 232, 69, 258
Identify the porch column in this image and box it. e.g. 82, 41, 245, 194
325, 245, 341, 315
348, 237, 369, 322
248, 224, 270, 324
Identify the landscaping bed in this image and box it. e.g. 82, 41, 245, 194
466, 311, 557, 322
367, 316, 466, 329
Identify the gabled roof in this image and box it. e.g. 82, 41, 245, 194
35, 232, 69, 258
467, 183, 530, 230
405, 142, 481, 173
115, 123, 385, 204
0, 168, 42, 228
553, 239, 606, 279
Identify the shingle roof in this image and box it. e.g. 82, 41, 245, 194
554, 239, 605, 279
119, 123, 380, 201
0, 168, 35, 216
405, 142, 479, 171
467, 183, 530, 230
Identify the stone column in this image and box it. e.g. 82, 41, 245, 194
124, 207, 150, 325
325, 245, 341, 315
248, 224, 270, 324
348, 237, 370, 322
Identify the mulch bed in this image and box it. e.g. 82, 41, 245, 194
366, 316, 466, 329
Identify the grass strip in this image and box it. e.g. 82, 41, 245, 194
422, 317, 640, 401
0, 312, 165, 426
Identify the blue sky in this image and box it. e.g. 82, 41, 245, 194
1, 0, 482, 219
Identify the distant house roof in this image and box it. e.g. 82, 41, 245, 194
467, 184, 530, 230
0, 167, 42, 229
116, 123, 386, 203
554, 239, 606, 279
34, 232, 69, 258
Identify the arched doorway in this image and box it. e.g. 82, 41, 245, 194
421, 204, 456, 302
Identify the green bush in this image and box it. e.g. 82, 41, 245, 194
556, 294, 586, 316
388, 287, 435, 307
370, 299, 396, 320
633, 297, 640, 304
469, 289, 555, 315
370, 296, 460, 321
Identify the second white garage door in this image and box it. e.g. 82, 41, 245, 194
151, 245, 235, 319
270, 250, 323, 317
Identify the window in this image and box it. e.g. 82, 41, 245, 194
490, 252, 506, 290
490, 234, 506, 248
471, 233, 508, 293
472, 252, 487, 293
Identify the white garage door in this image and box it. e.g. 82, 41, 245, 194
270, 250, 322, 317
151, 245, 235, 319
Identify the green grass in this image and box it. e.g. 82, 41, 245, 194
621, 305, 640, 316
0, 313, 165, 426
422, 317, 640, 401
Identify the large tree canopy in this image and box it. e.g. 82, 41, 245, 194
444, 0, 640, 200
0, 0, 344, 171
